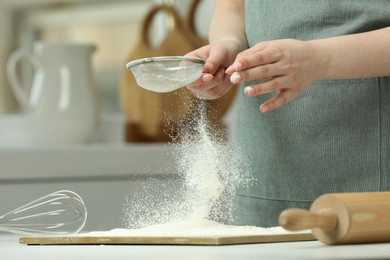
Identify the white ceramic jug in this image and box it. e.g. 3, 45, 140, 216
7, 42, 99, 145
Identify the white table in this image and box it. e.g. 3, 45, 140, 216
1, 234, 390, 260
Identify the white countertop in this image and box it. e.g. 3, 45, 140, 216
1, 234, 390, 260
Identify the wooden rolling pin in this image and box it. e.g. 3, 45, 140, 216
278, 192, 390, 245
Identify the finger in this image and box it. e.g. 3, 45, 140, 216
204, 73, 234, 99
236, 41, 270, 57
244, 78, 281, 96
187, 73, 214, 88
185, 46, 210, 62
190, 70, 233, 100
259, 89, 296, 113
192, 84, 226, 100
202, 67, 225, 90
230, 62, 284, 84
201, 73, 214, 82
185, 47, 214, 74
226, 44, 277, 74
205, 47, 230, 74
187, 68, 225, 94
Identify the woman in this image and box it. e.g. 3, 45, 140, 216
186, 0, 390, 227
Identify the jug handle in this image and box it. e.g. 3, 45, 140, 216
7, 49, 40, 111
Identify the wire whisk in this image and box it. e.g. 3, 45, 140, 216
0, 190, 87, 236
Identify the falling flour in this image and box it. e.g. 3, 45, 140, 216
121, 100, 257, 235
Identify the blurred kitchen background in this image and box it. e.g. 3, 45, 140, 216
0, 0, 238, 232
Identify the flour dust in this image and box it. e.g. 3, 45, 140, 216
122, 100, 254, 229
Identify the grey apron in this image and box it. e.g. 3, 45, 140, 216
231, 0, 390, 227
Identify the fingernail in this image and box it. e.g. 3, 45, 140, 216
244, 86, 254, 96
230, 72, 242, 84
204, 63, 214, 72
235, 62, 243, 71
225, 66, 233, 74
201, 74, 213, 82
260, 104, 269, 113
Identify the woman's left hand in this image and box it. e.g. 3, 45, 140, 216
226, 39, 320, 113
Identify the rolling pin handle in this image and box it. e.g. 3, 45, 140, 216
279, 208, 338, 231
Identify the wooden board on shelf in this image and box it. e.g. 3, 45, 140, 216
20, 231, 315, 246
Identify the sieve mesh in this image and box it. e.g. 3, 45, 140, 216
126, 56, 205, 93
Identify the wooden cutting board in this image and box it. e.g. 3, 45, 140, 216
20, 231, 314, 246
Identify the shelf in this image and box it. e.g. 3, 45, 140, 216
0, 114, 176, 181
0, 143, 175, 181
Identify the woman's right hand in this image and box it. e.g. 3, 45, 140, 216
185, 40, 241, 100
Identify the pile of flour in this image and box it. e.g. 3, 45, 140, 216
87, 218, 287, 237
121, 100, 256, 234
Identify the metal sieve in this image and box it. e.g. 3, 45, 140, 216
126, 56, 205, 93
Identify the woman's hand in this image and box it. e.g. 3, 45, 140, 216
185, 40, 242, 100
226, 39, 319, 112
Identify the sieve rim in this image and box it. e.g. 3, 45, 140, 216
126, 56, 205, 70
